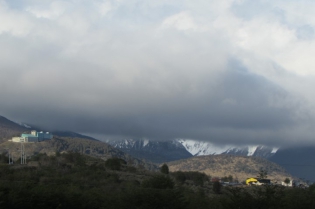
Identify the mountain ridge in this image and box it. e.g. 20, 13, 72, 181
1, 115, 312, 181
177, 139, 278, 158
105, 138, 192, 163
106, 138, 278, 164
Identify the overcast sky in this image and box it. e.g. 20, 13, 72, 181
1, 0, 315, 147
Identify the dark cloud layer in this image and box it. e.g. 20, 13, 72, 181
1, 59, 305, 147
1, 0, 315, 147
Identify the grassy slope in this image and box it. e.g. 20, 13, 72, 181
167, 154, 294, 182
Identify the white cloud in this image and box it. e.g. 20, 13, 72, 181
26, 1, 68, 19
98, 1, 112, 16
162, 11, 196, 31
0, 2, 33, 36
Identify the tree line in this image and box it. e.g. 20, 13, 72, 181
0, 153, 315, 209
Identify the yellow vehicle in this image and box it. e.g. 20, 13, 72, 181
246, 178, 271, 185
246, 178, 258, 185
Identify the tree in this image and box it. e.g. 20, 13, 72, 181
142, 175, 174, 189
213, 181, 222, 194
160, 163, 169, 174
284, 178, 291, 186
257, 168, 268, 179
105, 158, 123, 170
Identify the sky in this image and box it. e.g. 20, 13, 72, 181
1, 0, 315, 147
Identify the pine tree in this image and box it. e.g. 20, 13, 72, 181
160, 163, 169, 174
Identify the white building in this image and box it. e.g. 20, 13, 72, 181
281, 180, 294, 187
11, 130, 53, 143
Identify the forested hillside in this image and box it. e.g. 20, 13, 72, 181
0, 136, 157, 171
0, 152, 315, 209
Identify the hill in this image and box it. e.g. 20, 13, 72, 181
0, 136, 158, 171
0, 115, 99, 142
0, 115, 157, 170
1, 152, 315, 209
0, 152, 187, 208
166, 154, 294, 182
0, 116, 28, 142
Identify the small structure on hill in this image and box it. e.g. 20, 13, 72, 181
246, 177, 271, 186
11, 130, 53, 143
282, 180, 294, 187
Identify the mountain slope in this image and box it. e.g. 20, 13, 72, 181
105, 139, 192, 163
167, 154, 293, 182
53, 131, 98, 141
107, 138, 278, 163
0, 136, 158, 170
0, 116, 28, 142
0, 115, 99, 142
269, 146, 315, 182
177, 139, 278, 158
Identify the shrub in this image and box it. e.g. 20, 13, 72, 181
142, 175, 174, 189
213, 181, 221, 194
105, 158, 125, 170
160, 163, 169, 174
172, 171, 186, 184
171, 171, 209, 186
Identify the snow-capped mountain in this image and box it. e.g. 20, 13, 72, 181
105, 138, 278, 163
105, 138, 192, 163
177, 139, 278, 158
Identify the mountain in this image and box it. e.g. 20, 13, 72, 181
177, 139, 278, 158
106, 138, 278, 163
269, 146, 315, 183
52, 131, 98, 141
2, 115, 311, 181
166, 154, 294, 183
0, 115, 99, 142
0, 116, 29, 142
105, 139, 193, 163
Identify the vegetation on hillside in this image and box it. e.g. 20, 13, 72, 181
0, 152, 315, 209
0, 137, 158, 171
167, 154, 293, 182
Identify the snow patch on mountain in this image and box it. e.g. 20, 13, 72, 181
143, 139, 149, 147
105, 138, 192, 163
106, 138, 279, 161
176, 139, 278, 158
271, 148, 279, 153
177, 139, 232, 156
247, 146, 258, 156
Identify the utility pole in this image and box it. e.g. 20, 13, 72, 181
8, 150, 13, 165
20, 142, 26, 164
